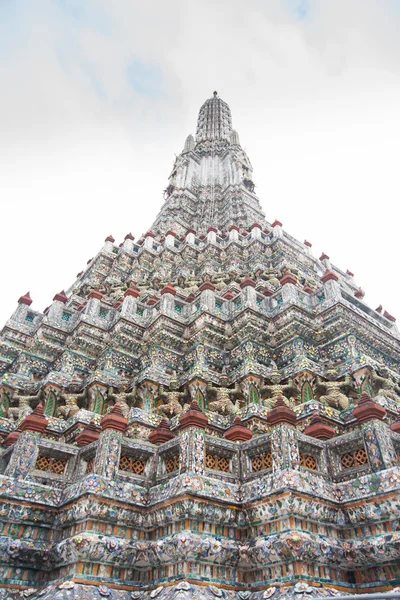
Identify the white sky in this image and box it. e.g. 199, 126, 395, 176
0, 0, 399, 325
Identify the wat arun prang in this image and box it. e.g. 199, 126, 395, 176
0, 92, 400, 599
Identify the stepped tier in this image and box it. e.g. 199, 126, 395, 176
0, 94, 400, 594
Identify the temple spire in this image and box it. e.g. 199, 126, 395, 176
195, 91, 233, 142
152, 92, 265, 234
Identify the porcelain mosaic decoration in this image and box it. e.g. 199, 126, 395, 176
0, 93, 400, 597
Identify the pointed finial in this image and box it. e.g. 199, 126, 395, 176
149, 418, 175, 444
100, 402, 128, 432
18, 292, 32, 306
179, 399, 208, 429
213, 91, 218, 97
20, 403, 48, 433
304, 411, 335, 439
353, 391, 386, 423
266, 394, 297, 426
75, 420, 101, 446
53, 290, 68, 304
224, 414, 253, 441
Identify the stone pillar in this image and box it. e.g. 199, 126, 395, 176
144, 231, 155, 250
47, 291, 68, 321
353, 393, 397, 471
240, 277, 257, 307
86, 290, 103, 318
121, 286, 140, 316
160, 283, 176, 315
93, 428, 123, 479
321, 270, 340, 299
165, 230, 177, 248
267, 398, 299, 471
207, 226, 217, 244
4, 431, 41, 479
178, 401, 208, 475
5, 404, 48, 479
11, 292, 34, 324
185, 228, 196, 244
280, 273, 298, 303
249, 223, 262, 239
319, 253, 331, 270
361, 420, 398, 471
94, 404, 127, 479
228, 225, 240, 242
198, 281, 215, 312
270, 425, 300, 471
122, 232, 135, 252
271, 219, 283, 238
103, 235, 115, 253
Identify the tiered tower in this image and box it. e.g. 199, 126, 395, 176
1, 93, 400, 600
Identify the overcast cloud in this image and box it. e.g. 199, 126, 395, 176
0, 0, 399, 324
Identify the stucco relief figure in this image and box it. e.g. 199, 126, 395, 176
57, 388, 89, 419
207, 375, 242, 415
158, 377, 188, 417
57, 394, 80, 419
7, 390, 41, 421
371, 366, 400, 403
261, 368, 298, 409
105, 385, 137, 417
317, 370, 352, 410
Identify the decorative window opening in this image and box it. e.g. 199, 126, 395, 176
92, 391, 106, 415
215, 301, 223, 310
35, 455, 67, 475
301, 382, 314, 403
99, 308, 109, 319
174, 303, 183, 314
165, 454, 180, 474
359, 377, 372, 396
256, 297, 262, 306
119, 454, 146, 475
44, 392, 58, 417
317, 292, 325, 303
340, 448, 368, 470
62, 312, 71, 321
249, 385, 259, 405
136, 307, 144, 316
276, 296, 283, 305
205, 452, 230, 473
25, 313, 34, 322
251, 451, 272, 472
196, 390, 205, 409
85, 457, 94, 474
300, 454, 318, 471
